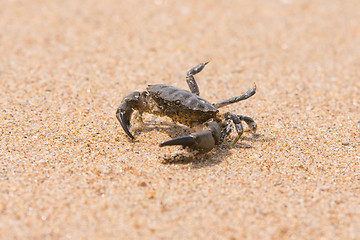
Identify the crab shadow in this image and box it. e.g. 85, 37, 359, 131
132, 120, 191, 139
240, 133, 275, 143
161, 134, 274, 169
229, 133, 275, 150
160, 143, 247, 169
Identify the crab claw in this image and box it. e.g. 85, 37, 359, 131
116, 110, 134, 139
159, 136, 196, 147
116, 91, 142, 139
159, 129, 216, 153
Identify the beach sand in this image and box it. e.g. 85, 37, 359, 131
1, 0, 359, 239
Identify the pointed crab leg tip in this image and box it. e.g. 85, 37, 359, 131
253, 82, 257, 90
159, 136, 196, 147
123, 129, 135, 139
204, 60, 211, 65
231, 136, 241, 146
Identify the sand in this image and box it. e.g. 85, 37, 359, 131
0, 0, 359, 239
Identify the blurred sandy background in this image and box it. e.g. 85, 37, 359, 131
0, 0, 359, 239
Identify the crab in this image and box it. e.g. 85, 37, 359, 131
116, 61, 257, 153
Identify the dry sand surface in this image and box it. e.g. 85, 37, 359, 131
1, 0, 359, 239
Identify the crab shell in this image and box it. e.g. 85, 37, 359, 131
147, 84, 219, 127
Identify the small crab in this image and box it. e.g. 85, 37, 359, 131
116, 61, 257, 153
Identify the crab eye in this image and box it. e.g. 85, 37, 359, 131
175, 100, 181, 105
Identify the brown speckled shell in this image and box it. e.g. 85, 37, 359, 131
147, 84, 218, 126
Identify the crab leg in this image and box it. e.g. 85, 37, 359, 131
225, 113, 244, 145
219, 119, 232, 144
238, 115, 257, 133
186, 61, 209, 96
223, 113, 257, 145
214, 83, 256, 108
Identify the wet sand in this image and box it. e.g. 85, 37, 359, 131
1, 0, 359, 239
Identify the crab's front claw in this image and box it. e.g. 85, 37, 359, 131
116, 91, 142, 139
116, 109, 134, 139
159, 129, 216, 153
